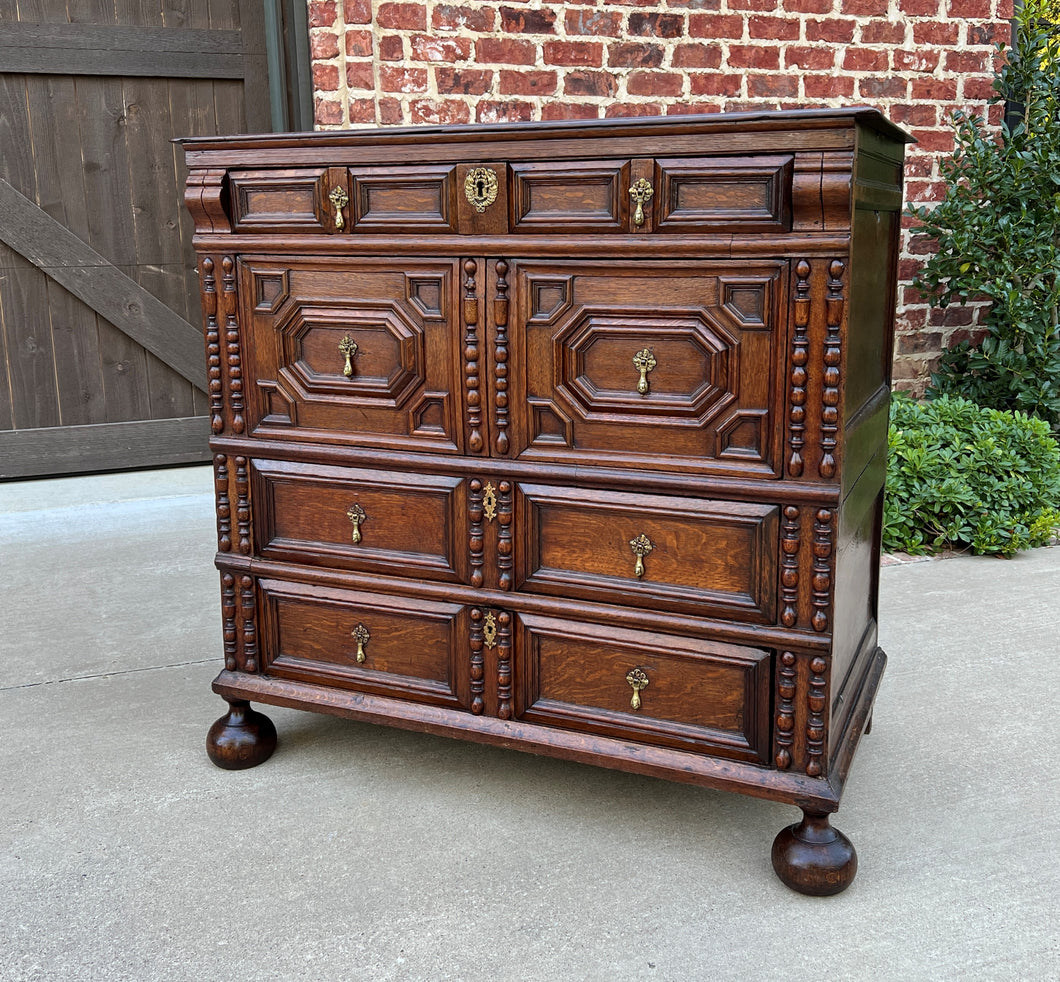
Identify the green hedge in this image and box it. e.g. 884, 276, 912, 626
884, 395, 1060, 556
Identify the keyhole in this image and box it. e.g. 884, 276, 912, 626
476, 177, 486, 197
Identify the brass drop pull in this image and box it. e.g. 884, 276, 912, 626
628, 178, 654, 227
632, 348, 656, 395
626, 668, 649, 711
346, 503, 366, 543
352, 623, 370, 664
339, 334, 358, 378
328, 186, 349, 230
629, 532, 653, 578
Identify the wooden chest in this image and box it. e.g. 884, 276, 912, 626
183, 110, 911, 894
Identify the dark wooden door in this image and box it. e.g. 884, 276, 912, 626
0, 0, 277, 478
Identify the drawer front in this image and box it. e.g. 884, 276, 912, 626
241, 258, 462, 452
510, 159, 631, 233
348, 165, 456, 233
259, 579, 469, 709
230, 168, 329, 232
518, 485, 778, 623
252, 459, 467, 583
509, 259, 787, 477
654, 155, 793, 234
515, 613, 772, 762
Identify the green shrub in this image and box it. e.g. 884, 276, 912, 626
906, 0, 1060, 429
884, 394, 1060, 556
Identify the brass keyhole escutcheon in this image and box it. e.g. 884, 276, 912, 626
352, 623, 370, 664
632, 348, 656, 395
628, 178, 654, 227
629, 532, 653, 578
464, 167, 498, 213
626, 668, 649, 711
346, 503, 366, 543
339, 334, 358, 378
328, 186, 349, 230
483, 611, 498, 649
483, 482, 498, 522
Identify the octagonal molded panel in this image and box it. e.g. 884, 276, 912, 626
553, 306, 740, 426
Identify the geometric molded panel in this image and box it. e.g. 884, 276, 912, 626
720, 277, 773, 330
254, 271, 289, 312
527, 276, 573, 324
406, 275, 445, 320
715, 409, 769, 463
554, 306, 740, 426
410, 392, 449, 436
529, 399, 574, 448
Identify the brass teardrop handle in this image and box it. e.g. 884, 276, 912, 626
629, 532, 653, 578
632, 348, 656, 395
346, 502, 366, 543
628, 178, 654, 227
328, 186, 349, 230
626, 668, 649, 711
339, 334, 358, 378
352, 623, 370, 663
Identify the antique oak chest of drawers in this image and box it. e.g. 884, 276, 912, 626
183, 109, 911, 894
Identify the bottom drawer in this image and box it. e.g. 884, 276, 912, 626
258, 579, 470, 710
514, 613, 772, 763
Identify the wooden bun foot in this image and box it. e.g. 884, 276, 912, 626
771, 810, 857, 896
206, 699, 277, 770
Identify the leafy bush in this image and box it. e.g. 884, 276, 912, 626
907, 0, 1060, 429
884, 394, 1060, 557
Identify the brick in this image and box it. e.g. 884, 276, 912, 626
893, 50, 940, 73
541, 102, 601, 121
476, 38, 537, 65
378, 98, 403, 125
860, 20, 907, 44
315, 96, 343, 125
379, 66, 428, 93
899, 0, 940, 12
411, 99, 472, 125
748, 73, 799, 98
928, 305, 975, 327
564, 9, 624, 36
749, 16, 801, 39
784, 46, 837, 71
896, 331, 943, 355
377, 2, 427, 31
671, 43, 724, 69
841, 0, 888, 13
309, 31, 339, 59
378, 35, 403, 61
728, 0, 779, 10
499, 69, 558, 95
945, 50, 988, 73
967, 23, 1007, 45
665, 101, 724, 115
477, 101, 534, 124
344, 0, 371, 24
728, 45, 782, 70
781, 0, 833, 10
913, 21, 960, 45
858, 76, 910, 99
346, 29, 374, 58
500, 5, 557, 34
346, 61, 374, 90
628, 12, 685, 37
960, 77, 996, 101
843, 47, 890, 71
688, 13, 745, 39
435, 67, 494, 95
432, 4, 495, 33
911, 127, 958, 152
607, 42, 665, 67
806, 19, 856, 42
667, 0, 723, 8
411, 35, 473, 62
348, 98, 376, 124
543, 40, 605, 66
312, 62, 339, 90
911, 78, 959, 101
564, 70, 618, 98
605, 102, 665, 118
307, 2, 337, 28
888, 104, 938, 126
804, 74, 855, 98
947, 0, 992, 16
628, 71, 685, 97
689, 73, 743, 96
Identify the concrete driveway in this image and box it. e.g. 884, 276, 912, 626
1, 467, 1057, 981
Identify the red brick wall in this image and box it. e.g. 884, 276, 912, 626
307, 0, 1015, 391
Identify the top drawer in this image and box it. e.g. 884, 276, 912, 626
226, 155, 794, 236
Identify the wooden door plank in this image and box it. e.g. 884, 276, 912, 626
0, 415, 211, 478
238, 0, 271, 133
0, 177, 205, 389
